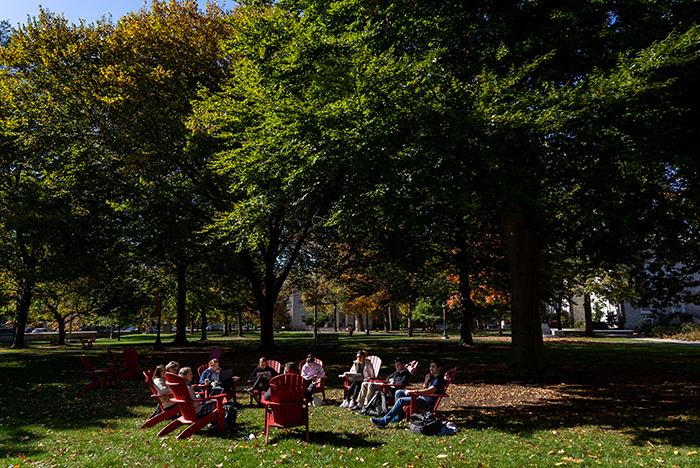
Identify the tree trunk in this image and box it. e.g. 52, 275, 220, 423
456, 239, 475, 346
355, 314, 363, 332
407, 302, 413, 337
54, 312, 66, 346
584, 292, 594, 337
200, 309, 208, 342
237, 310, 243, 337
333, 304, 338, 332
497, 304, 503, 336
11, 242, 35, 349
172, 262, 189, 346
11, 278, 34, 349
556, 298, 563, 330
502, 211, 549, 377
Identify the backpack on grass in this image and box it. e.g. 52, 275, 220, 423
223, 402, 238, 428
409, 412, 442, 435
365, 391, 389, 417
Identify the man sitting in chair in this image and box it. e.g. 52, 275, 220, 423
371, 358, 445, 428
354, 356, 411, 412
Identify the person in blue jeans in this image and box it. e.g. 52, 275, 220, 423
371, 358, 445, 428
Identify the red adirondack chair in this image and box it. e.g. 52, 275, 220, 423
261, 373, 310, 444
248, 359, 281, 405
343, 355, 382, 394
158, 372, 226, 439
379, 360, 419, 404
122, 348, 151, 381
403, 367, 457, 421
298, 358, 327, 400
141, 370, 179, 428
80, 355, 118, 390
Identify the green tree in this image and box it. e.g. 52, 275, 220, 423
104, 0, 231, 346
290, 0, 700, 376
0, 11, 117, 348
192, 3, 348, 348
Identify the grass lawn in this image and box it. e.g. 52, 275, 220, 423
1, 331, 700, 467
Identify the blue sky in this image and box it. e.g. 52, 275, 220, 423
2, 0, 232, 28
2, 0, 146, 26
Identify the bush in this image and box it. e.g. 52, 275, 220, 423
639, 322, 700, 341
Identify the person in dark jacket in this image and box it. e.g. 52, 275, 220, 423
371, 358, 446, 428
352, 357, 411, 411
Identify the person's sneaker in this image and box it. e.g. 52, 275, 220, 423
350, 403, 362, 411
340, 400, 349, 408
347, 400, 356, 410
371, 417, 388, 428
390, 415, 401, 423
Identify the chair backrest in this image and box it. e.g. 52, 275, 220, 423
81, 355, 97, 377
165, 372, 198, 421
123, 348, 139, 369
406, 360, 418, 379
367, 355, 381, 376
443, 367, 457, 390
197, 364, 208, 381
107, 349, 120, 365
267, 374, 306, 423
431, 367, 458, 410
267, 359, 282, 373
208, 347, 223, 361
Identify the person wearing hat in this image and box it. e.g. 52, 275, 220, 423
351, 357, 411, 412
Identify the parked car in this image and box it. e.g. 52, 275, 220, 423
24, 327, 35, 333
206, 325, 221, 331
31, 328, 49, 333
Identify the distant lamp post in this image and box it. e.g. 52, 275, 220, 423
154, 287, 165, 351
442, 302, 448, 339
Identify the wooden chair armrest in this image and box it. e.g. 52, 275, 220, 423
380, 382, 405, 389
408, 393, 443, 399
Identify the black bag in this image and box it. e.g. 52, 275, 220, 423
409, 412, 442, 435
365, 391, 389, 417
223, 402, 238, 428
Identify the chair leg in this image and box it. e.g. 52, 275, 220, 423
158, 419, 185, 437
142, 407, 178, 429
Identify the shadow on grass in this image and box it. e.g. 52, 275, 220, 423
446, 365, 700, 449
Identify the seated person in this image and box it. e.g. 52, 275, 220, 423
246, 357, 279, 404
179, 367, 216, 417
150, 364, 177, 417
199, 358, 235, 395
199, 358, 221, 386
300, 354, 325, 397
354, 356, 411, 412
340, 349, 375, 408
165, 361, 180, 375
371, 358, 446, 428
